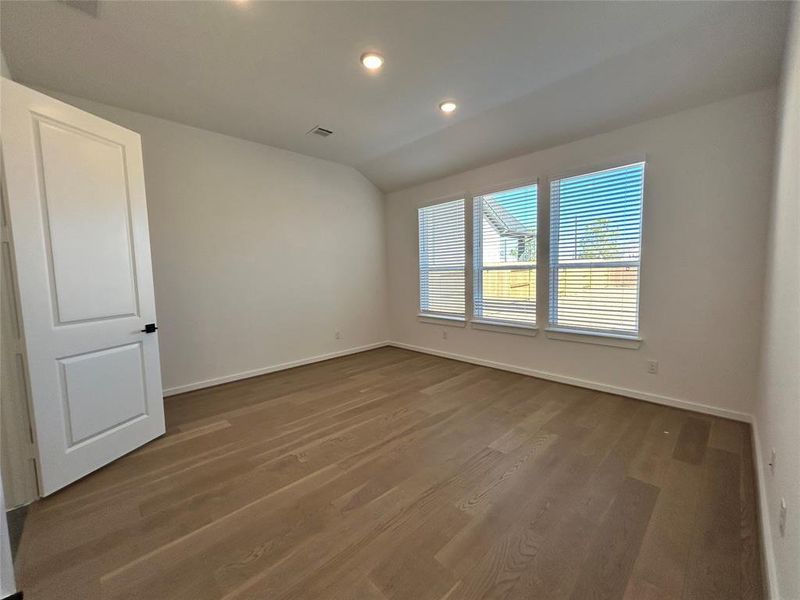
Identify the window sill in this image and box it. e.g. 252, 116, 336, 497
417, 313, 467, 327
545, 328, 642, 349
471, 319, 538, 337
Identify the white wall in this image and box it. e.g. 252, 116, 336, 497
386, 88, 776, 420
756, 4, 800, 598
39, 89, 389, 394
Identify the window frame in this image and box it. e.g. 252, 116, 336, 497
414, 156, 646, 349
471, 177, 540, 332
416, 194, 468, 324
545, 157, 646, 343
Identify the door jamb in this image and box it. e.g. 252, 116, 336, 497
0, 148, 41, 509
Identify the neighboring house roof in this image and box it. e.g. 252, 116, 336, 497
482, 199, 534, 239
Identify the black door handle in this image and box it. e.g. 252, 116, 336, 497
141, 323, 158, 333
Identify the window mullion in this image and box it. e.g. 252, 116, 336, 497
539, 177, 551, 331
548, 178, 560, 328
465, 195, 475, 322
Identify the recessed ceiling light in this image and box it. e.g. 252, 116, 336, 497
439, 101, 457, 114
361, 52, 384, 71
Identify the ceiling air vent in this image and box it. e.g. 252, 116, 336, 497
307, 126, 334, 138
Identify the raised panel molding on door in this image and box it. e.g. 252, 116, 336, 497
1, 78, 165, 496
35, 117, 139, 324
59, 343, 148, 447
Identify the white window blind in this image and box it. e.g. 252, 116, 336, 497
418, 199, 465, 317
549, 162, 645, 336
473, 183, 538, 326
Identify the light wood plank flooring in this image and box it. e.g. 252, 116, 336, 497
16, 347, 763, 599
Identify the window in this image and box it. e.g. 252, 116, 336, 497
473, 183, 538, 326
549, 162, 645, 336
418, 199, 465, 318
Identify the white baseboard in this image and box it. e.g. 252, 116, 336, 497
751, 416, 779, 599
165, 339, 752, 420
387, 341, 752, 423
162, 341, 390, 397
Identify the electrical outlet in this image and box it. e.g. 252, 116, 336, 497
442, 330, 448, 340
647, 360, 658, 374
779, 498, 787, 537
769, 448, 776, 475
335, 330, 342, 340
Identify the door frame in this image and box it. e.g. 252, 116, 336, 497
0, 102, 40, 509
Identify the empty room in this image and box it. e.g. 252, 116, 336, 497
0, 1, 798, 599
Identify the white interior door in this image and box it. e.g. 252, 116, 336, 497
1, 79, 165, 496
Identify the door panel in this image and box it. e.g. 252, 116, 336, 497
1, 78, 165, 495
36, 118, 138, 324
59, 343, 148, 446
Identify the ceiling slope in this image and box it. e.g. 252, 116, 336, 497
1, 1, 789, 191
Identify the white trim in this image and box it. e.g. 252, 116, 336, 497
387, 341, 752, 422
545, 327, 642, 349
548, 153, 647, 184
417, 197, 467, 319
471, 319, 538, 337
547, 159, 646, 345
415, 191, 468, 211
751, 416, 779, 599
417, 314, 467, 327
471, 176, 540, 201
162, 341, 390, 397
464, 195, 475, 335
166, 341, 753, 423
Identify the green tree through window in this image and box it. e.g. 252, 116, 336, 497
578, 217, 619, 260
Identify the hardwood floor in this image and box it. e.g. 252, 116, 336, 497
15, 347, 763, 600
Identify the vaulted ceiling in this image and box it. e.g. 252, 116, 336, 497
1, 1, 790, 191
